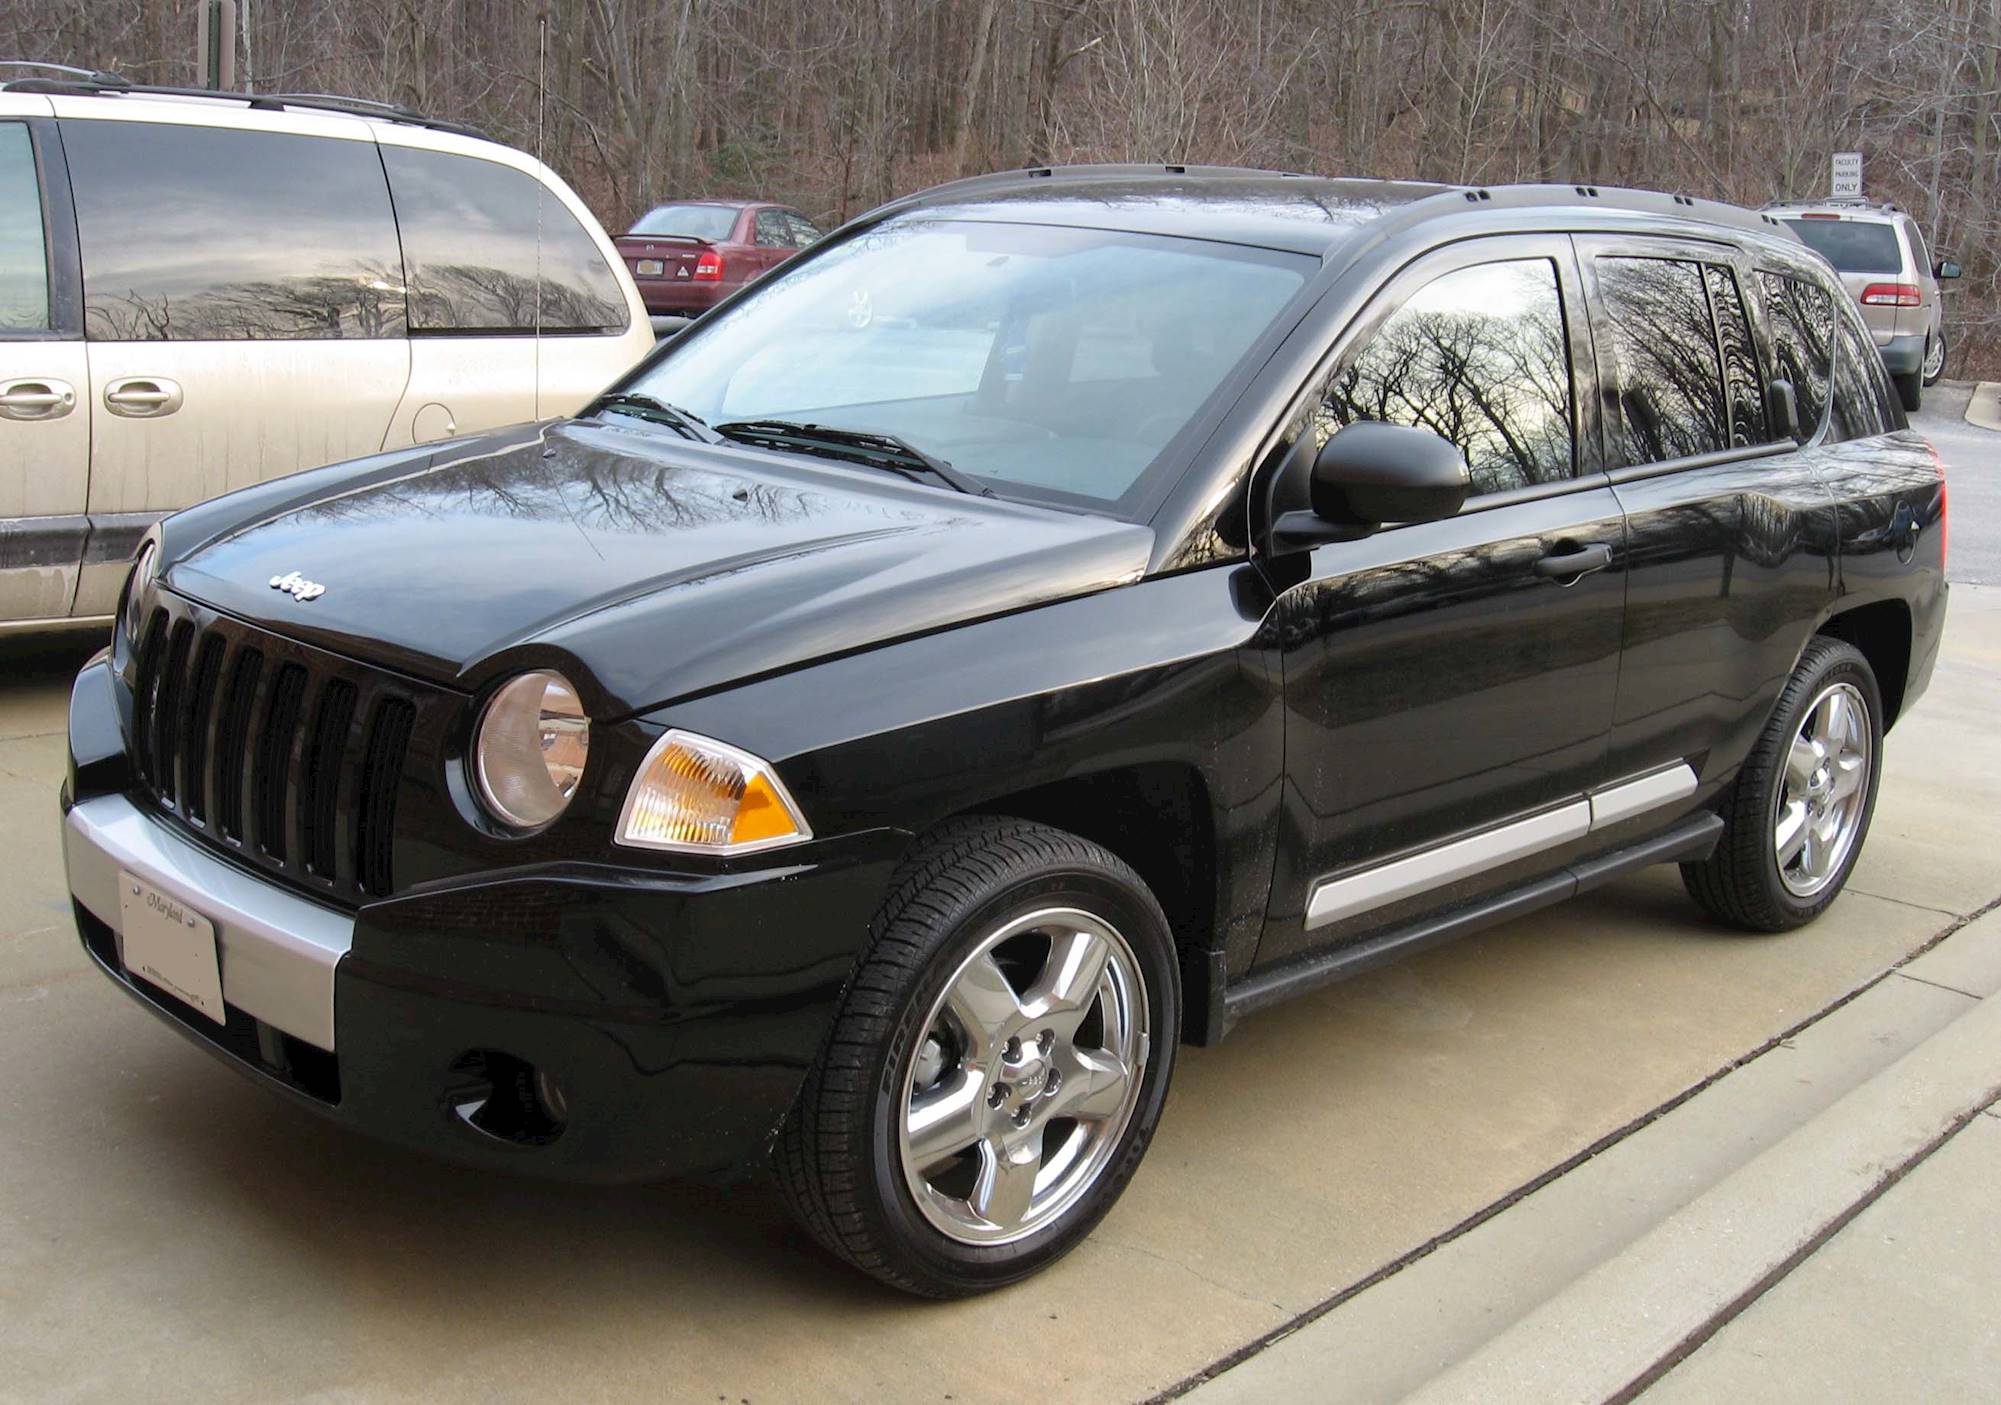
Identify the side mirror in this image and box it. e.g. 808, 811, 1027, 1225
1272, 421, 1470, 552
1935, 258, 1961, 281
1768, 378, 1800, 441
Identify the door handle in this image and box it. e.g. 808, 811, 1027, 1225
0, 378, 77, 421
1533, 542, 1615, 582
104, 377, 184, 418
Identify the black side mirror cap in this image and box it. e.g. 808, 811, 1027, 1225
1935, 258, 1962, 281
1768, 378, 1800, 441
1266, 421, 1472, 555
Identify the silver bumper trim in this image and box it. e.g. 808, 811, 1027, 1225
64, 793, 351, 1051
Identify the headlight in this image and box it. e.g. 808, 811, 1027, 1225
473, 670, 590, 829
120, 536, 158, 645
616, 729, 811, 854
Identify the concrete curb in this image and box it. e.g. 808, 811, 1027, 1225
1397, 991, 2001, 1405
1965, 381, 2001, 432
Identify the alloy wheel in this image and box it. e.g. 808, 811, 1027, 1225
1923, 334, 1946, 382
897, 907, 1149, 1246
1772, 681, 1872, 898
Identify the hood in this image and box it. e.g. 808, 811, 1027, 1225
165, 420, 1153, 713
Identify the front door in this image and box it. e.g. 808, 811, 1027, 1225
1255, 237, 1628, 970
0, 111, 91, 624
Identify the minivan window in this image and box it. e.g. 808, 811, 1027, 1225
629, 218, 1311, 513
1319, 258, 1575, 495
1705, 265, 1770, 446
1759, 271, 1835, 438
0, 123, 48, 332
630, 203, 740, 242
1782, 218, 1901, 274
382, 147, 627, 334
1597, 257, 1728, 465
65, 120, 405, 340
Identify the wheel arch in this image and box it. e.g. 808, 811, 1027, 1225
1816, 597, 1913, 729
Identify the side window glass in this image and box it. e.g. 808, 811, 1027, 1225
1758, 271, 1834, 439
786, 213, 821, 248
1906, 222, 1932, 277
1704, 266, 1769, 446
0, 123, 49, 333
1595, 256, 1727, 465
65, 120, 404, 341
1831, 319, 1891, 442
754, 209, 788, 246
381, 147, 627, 335
1317, 258, 1575, 495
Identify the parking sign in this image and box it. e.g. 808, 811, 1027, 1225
1831, 151, 1862, 198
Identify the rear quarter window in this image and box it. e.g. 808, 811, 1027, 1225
64, 119, 405, 341
1757, 271, 1836, 439
381, 147, 627, 335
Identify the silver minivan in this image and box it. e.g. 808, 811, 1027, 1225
1, 72, 655, 631
1766, 199, 1958, 411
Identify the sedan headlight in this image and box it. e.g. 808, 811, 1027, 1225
473, 670, 590, 829
616, 730, 811, 854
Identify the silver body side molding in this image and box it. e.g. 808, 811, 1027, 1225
63, 793, 352, 1050
1304, 762, 1700, 931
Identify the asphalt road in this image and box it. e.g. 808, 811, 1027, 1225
1911, 381, 1999, 585
1, 405, 1997, 1402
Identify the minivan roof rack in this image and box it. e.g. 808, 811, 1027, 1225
1761, 196, 1902, 214
0, 65, 484, 139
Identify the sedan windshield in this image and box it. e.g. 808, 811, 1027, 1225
625, 219, 1313, 513
630, 203, 740, 242
1783, 218, 1902, 274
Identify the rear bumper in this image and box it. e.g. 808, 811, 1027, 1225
633, 278, 725, 315
1877, 331, 1926, 375
63, 657, 910, 1182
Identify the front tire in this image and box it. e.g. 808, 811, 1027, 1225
1682, 637, 1883, 931
776, 816, 1179, 1297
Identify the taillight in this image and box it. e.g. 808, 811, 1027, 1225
693, 251, 724, 282
1861, 283, 1922, 307
1939, 474, 1948, 574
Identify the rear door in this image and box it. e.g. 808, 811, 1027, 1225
58, 104, 411, 613
0, 102, 91, 624
1256, 235, 1629, 970
375, 134, 647, 430
1577, 236, 1839, 797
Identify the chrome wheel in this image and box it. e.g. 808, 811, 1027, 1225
898, 907, 1149, 1246
1773, 681, 1872, 898
1923, 334, 1946, 382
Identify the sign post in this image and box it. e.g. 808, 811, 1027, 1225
196, 0, 237, 89
1831, 151, 1863, 200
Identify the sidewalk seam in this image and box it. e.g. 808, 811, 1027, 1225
1149, 884, 2001, 1404
1606, 1089, 2001, 1403
1893, 970, 1984, 1001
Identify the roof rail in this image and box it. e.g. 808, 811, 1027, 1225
0, 69, 483, 139
1761, 196, 1901, 214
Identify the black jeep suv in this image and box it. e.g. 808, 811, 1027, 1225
62, 168, 1947, 1297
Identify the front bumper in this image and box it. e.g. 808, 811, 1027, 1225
63, 656, 909, 1181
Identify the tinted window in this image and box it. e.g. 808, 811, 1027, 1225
1831, 319, 1893, 442
629, 203, 739, 242
1760, 271, 1835, 438
754, 209, 789, 246
1782, 218, 1901, 274
0, 123, 47, 332
66, 120, 404, 341
1905, 221, 1933, 276
1705, 265, 1769, 446
382, 147, 626, 334
1597, 257, 1727, 465
631, 219, 1310, 512
784, 212, 821, 247
1318, 258, 1574, 495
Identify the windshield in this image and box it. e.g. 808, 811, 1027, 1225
630, 204, 740, 242
1784, 218, 1902, 274
625, 218, 1313, 513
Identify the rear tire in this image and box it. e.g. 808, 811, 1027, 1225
1681, 637, 1883, 932
1922, 330, 1947, 386
1894, 366, 1923, 412
776, 816, 1179, 1297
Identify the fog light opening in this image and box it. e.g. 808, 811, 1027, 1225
449, 1050, 568, 1147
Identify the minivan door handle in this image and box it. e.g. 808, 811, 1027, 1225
0, 378, 77, 421
104, 377, 184, 418
1533, 542, 1615, 582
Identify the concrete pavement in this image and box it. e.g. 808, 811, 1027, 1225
1, 405, 1997, 1402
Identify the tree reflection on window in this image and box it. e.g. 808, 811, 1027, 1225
1598, 257, 1728, 465
1759, 271, 1835, 440
1317, 259, 1574, 495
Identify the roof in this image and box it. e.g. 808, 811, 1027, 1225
869, 164, 1802, 258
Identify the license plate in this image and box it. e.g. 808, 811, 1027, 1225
635, 259, 664, 276
119, 871, 225, 1024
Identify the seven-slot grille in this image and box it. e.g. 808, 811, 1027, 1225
129, 595, 421, 901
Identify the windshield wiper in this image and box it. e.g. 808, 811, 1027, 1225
587, 392, 722, 444
714, 419, 991, 496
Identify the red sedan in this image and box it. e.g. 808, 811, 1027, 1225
615, 200, 823, 317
